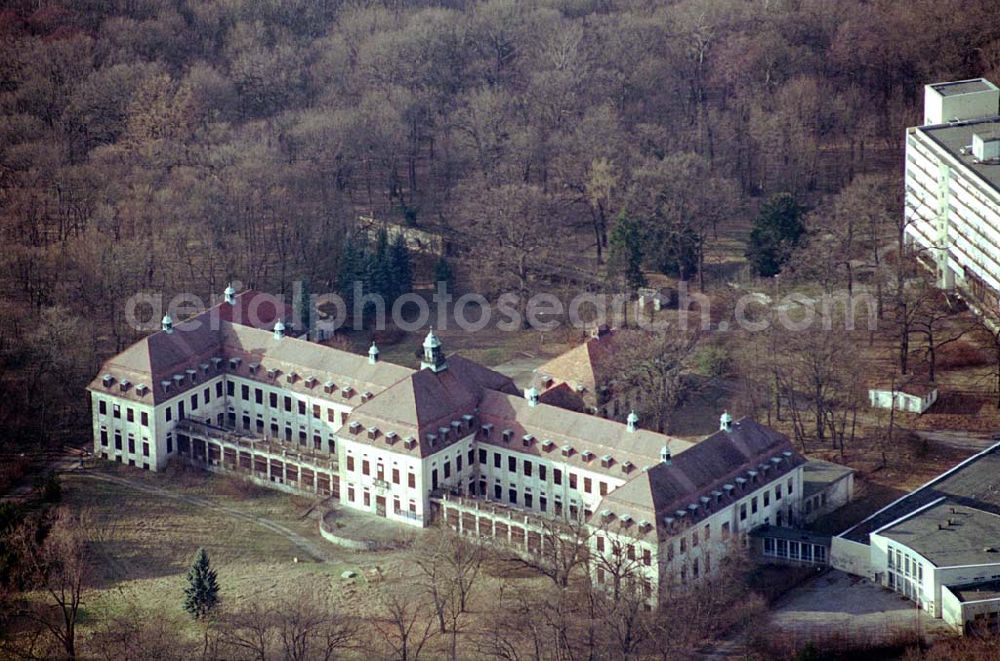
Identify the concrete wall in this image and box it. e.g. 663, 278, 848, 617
831, 537, 873, 577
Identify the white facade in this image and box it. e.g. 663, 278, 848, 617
868, 386, 938, 414
905, 79, 1000, 304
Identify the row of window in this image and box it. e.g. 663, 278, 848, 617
97, 399, 150, 427
479, 448, 610, 496
234, 379, 348, 427
98, 426, 151, 458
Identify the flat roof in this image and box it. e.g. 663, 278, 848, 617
802, 459, 854, 500
947, 580, 1000, 603
877, 501, 1000, 567
919, 117, 1000, 194
931, 79, 998, 97
840, 443, 1000, 544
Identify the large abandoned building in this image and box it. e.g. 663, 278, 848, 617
90, 287, 812, 596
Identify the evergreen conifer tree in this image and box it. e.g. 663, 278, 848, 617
183, 547, 219, 620
607, 212, 646, 290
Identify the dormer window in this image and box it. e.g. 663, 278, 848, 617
501, 429, 513, 443
735, 477, 747, 489
782, 451, 793, 459
324, 380, 335, 394
286, 372, 298, 384
385, 431, 398, 445
522, 434, 535, 447
561, 445, 573, 457
211, 357, 223, 369
439, 426, 451, 442
248, 362, 260, 375
229, 357, 241, 370
712, 490, 723, 504
200, 363, 210, 375
172, 374, 185, 385
426, 433, 438, 448
266, 368, 278, 380
688, 503, 699, 514
160, 380, 171, 394
348, 421, 362, 435
600, 455, 612, 468
367, 427, 379, 440
451, 420, 462, 436
404, 436, 417, 450
747, 470, 758, 484
770, 456, 783, 467
675, 509, 687, 519
621, 514, 633, 526
480, 424, 493, 439
638, 520, 652, 533
462, 414, 474, 429
542, 440, 555, 452
723, 484, 735, 495
581, 451, 594, 462
136, 384, 149, 397
101, 374, 115, 388
305, 376, 317, 388
119, 379, 131, 393
186, 368, 197, 383
341, 386, 353, 398
622, 461, 634, 474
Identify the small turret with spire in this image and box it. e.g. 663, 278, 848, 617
420, 327, 447, 372
224, 283, 236, 305
627, 410, 639, 433
273, 319, 285, 341
161, 314, 173, 334
369, 341, 379, 364
720, 410, 734, 432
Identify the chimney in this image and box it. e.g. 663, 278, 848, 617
224, 283, 236, 305
369, 341, 379, 364
273, 319, 285, 340
720, 410, 733, 432
525, 386, 540, 407
161, 314, 173, 333
660, 446, 672, 466
626, 410, 639, 433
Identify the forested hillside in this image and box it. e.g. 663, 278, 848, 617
2, 0, 999, 451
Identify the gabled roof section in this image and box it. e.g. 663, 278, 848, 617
534, 329, 621, 398
599, 418, 804, 534
338, 354, 519, 456
476, 390, 692, 476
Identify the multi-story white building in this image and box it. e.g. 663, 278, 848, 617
90, 286, 808, 594
905, 78, 1000, 309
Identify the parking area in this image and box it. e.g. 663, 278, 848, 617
769, 570, 952, 646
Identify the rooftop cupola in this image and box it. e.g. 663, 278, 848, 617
369, 341, 379, 364
273, 319, 286, 341
627, 410, 639, 433
525, 386, 540, 407
420, 328, 447, 372
720, 410, 733, 432
224, 283, 236, 305
161, 314, 173, 334
660, 445, 672, 465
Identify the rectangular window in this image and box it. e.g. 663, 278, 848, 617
494, 484, 502, 499
508, 489, 517, 504
680, 537, 687, 553
479, 449, 487, 464
227, 381, 235, 397
722, 521, 730, 538
468, 449, 474, 466
283, 396, 291, 412
554, 469, 562, 486
751, 497, 758, 514
599, 482, 608, 496
166, 434, 173, 454
524, 493, 532, 508
539, 495, 547, 512
494, 452, 501, 469
764, 492, 770, 507
313, 404, 321, 419
127, 408, 134, 423
113, 404, 121, 418
204, 387, 210, 403
100, 429, 108, 446
327, 409, 335, 423
692, 531, 699, 547
178, 401, 185, 419
569, 473, 578, 489
140, 411, 148, 426
347, 485, 355, 502
776, 484, 782, 500
298, 400, 306, 416
128, 435, 135, 454
408, 473, 416, 488
99, 400, 107, 415
165, 406, 172, 422
539, 465, 547, 481
740, 504, 747, 521
392, 468, 400, 484
583, 477, 592, 493
524, 460, 532, 478
597, 536, 605, 552
704, 524, 710, 541
643, 548, 651, 566
456, 455, 463, 472
362, 460, 370, 476
788, 478, 794, 494
347, 455, 355, 471
190, 394, 198, 410
268, 392, 277, 408
364, 489, 373, 506
142, 442, 150, 457
508, 456, 516, 473
444, 461, 452, 479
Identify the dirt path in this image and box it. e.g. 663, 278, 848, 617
76, 470, 334, 563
